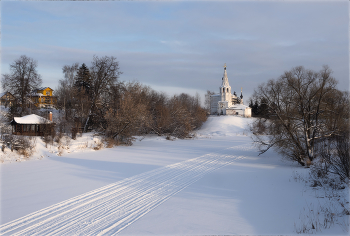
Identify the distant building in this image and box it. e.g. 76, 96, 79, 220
11, 113, 54, 136
210, 64, 251, 117
0, 92, 16, 107
28, 87, 57, 108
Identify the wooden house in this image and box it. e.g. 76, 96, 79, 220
11, 113, 54, 136
28, 87, 57, 108
0, 92, 16, 107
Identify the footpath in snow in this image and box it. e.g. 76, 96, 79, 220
0, 149, 244, 235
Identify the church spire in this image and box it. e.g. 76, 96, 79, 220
220, 63, 232, 103
222, 63, 229, 87
240, 87, 244, 104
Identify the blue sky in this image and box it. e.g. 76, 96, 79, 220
1, 1, 349, 104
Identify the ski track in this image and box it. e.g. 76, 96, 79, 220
0, 145, 248, 235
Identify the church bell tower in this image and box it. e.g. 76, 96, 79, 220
220, 63, 232, 102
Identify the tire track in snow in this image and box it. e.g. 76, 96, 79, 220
0, 147, 246, 235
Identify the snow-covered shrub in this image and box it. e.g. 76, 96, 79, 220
0, 106, 12, 148
103, 137, 115, 148
294, 190, 349, 234
42, 135, 52, 148
12, 136, 37, 157
92, 139, 103, 150
56, 136, 71, 156
293, 157, 349, 234
313, 132, 350, 184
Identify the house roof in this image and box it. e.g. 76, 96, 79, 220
0, 92, 15, 98
12, 114, 53, 124
36, 87, 54, 91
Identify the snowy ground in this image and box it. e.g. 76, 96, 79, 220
0, 116, 349, 235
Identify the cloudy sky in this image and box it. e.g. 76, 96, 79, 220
1, 1, 349, 104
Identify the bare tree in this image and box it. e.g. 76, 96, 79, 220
55, 63, 81, 135
251, 66, 342, 166
104, 82, 150, 145
317, 91, 350, 181
103, 82, 207, 143
84, 55, 122, 132
62, 63, 79, 87
2, 55, 42, 115
148, 91, 170, 136
56, 62, 79, 110
165, 93, 207, 139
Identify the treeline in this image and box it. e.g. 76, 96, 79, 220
248, 98, 268, 117
54, 56, 207, 144
1, 55, 207, 146
250, 66, 349, 183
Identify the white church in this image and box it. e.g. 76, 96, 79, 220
210, 64, 252, 117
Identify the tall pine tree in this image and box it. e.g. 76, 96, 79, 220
74, 63, 91, 96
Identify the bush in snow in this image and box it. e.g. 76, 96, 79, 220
314, 131, 349, 184
1, 135, 37, 158
14, 136, 37, 157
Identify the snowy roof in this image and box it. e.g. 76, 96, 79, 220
36, 87, 53, 91
227, 104, 251, 110
12, 114, 52, 124
28, 93, 44, 97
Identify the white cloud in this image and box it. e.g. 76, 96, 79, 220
1, 1, 348, 100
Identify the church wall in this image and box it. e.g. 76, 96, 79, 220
226, 109, 237, 115
244, 108, 252, 118
210, 95, 220, 114
226, 109, 244, 116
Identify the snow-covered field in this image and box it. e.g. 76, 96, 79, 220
0, 116, 349, 235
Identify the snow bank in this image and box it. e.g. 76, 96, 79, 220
1, 115, 255, 164
196, 115, 254, 137
0, 133, 104, 164
0, 115, 348, 235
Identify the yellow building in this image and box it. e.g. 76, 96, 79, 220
29, 87, 57, 108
